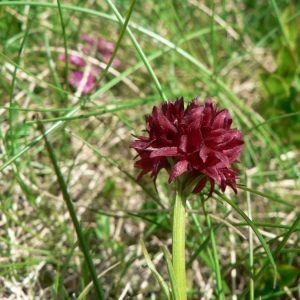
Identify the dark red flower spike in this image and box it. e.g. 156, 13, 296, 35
130, 97, 244, 196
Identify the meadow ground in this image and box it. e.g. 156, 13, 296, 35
0, 0, 299, 299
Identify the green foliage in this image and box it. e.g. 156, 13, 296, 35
0, 8, 22, 46
255, 264, 300, 298
258, 4, 300, 145
276, 45, 298, 85
281, 6, 298, 49
0, 0, 299, 299
259, 44, 298, 102
259, 72, 290, 100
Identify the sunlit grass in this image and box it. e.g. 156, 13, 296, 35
0, 0, 299, 299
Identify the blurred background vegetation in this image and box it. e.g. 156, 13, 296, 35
0, 0, 299, 299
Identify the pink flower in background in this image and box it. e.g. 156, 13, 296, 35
68, 70, 97, 94
81, 34, 95, 45
59, 34, 121, 94
130, 97, 244, 196
81, 34, 121, 67
59, 53, 86, 67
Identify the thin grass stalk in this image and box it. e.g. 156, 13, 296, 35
210, 3, 217, 77
246, 178, 254, 300
105, 0, 167, 101
44, 33, 64, 97
201, 198, 225, 300
8, 18, 33, 156
256, 212, 300, 278
56, 0, 70, 96
89, 0, 137, 94
238, 212, 300, 300
38, 121, 105, 300
270, 0, 290, 45
186, 205, 231, 269
216, 192, 277, 283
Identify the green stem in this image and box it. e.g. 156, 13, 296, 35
172, 190, 187, 300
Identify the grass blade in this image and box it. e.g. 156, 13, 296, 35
201, 197, 225, 300
37, 120, 105, 300
238, 186, 294, 207
238, 212, 300, 299
216, 191, 277, 288
140, 240, 171, 300
105, 0, 167, 101
56, 0, 70, 95
162, 246, 180, 300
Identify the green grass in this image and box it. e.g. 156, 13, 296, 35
0, 0, 300, 299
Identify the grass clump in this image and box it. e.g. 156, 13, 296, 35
0, 0, 299, 299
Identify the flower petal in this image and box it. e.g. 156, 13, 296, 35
199, 144, 211, 163
178, 135, 188, 153
192, 176, 208, 193
169, 160, 189, 182
212, 109, 232, 129
204, 166, 221, 184
150, 147, 178, 158
202, 98, 216, 127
